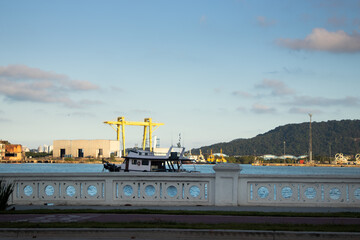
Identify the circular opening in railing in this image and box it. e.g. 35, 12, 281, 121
87, 185, 97, 196
24, 185, 33, 196
281, 187, 293, 199
189, 185, 200, 198
355, 188, 360, 200
329, 188, 341, 200
45, 185, 54, 196
123, 185, 133, 196
304, 187, 316, 199
257, 186, 269, 199
167, 186, 177, 197
145, 185, 155, 196
66, 186, 76, 197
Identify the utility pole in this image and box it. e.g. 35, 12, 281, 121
283, 141, 286, 163
309, 113, 313, 163
283, 141, 286, 156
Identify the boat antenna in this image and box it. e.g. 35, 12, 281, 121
177, 133, 181, 147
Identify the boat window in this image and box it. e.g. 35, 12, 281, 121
142, 160, 149, 165
131, 159, 137, 165
145, 152, 148, 156
139, 152, 142, 155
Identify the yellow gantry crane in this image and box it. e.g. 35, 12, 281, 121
207, 149, 215, 163
104, 117, 164, 156
217, 149, 227, 163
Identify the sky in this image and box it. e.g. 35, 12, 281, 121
1, 0, 360, 150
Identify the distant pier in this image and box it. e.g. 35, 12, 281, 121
253, 162, 360, 167
0, 158, 123, 164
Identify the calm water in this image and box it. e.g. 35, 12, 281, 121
0, 163, 360, 175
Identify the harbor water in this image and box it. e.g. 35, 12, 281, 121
1, 163, 360, 175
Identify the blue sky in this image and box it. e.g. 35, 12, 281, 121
1, 0, 360, 150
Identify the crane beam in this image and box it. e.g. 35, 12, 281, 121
104, 116, 164, 157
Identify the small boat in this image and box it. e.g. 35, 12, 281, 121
103, 146, 193, 172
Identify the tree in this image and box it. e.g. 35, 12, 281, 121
0, 180, 14, 211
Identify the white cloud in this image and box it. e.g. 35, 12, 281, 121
276, 28, 360, 53
256, 16, 277, 27
0, 64, 67, 80
290, 96, 360, 107
232, 91, 253, 98
63, 79, 98, 91
256, 79, 295, 96
289, 107, 322, 115
251, 103, 276, 114
0, 64, 99, 108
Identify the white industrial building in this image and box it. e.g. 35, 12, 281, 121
53, 140, 120, 158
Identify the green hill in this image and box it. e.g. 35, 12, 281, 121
192, 120, 360, 157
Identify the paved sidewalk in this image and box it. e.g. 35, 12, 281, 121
1, 228, 359, 240
2, 205, 360, 240
1, 213, 360, 225
1, 205, 360, 225
10, 204, 360, 213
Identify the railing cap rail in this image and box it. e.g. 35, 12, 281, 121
213, 163, 241, 172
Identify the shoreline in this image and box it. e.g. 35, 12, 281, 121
0, 158, 124, 164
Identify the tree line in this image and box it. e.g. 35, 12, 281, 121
191, 119, 360, 157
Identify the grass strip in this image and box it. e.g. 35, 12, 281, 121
0, 221, 359, 232
2, 208, 360, 218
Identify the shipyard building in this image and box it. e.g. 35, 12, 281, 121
0, 143, 5, 160
53, 140, 120, 158
0, 141, 23, 162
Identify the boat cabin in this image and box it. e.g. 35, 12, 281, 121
103, 147, 190, 172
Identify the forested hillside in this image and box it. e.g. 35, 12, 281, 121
192, 120, 360, 157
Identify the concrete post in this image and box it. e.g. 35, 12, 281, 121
104, 177, 113, 205
213, 163, 241, 206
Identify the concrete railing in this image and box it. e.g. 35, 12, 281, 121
238, 174, 360, 207
2, 164, 360, 207
3, 172, 215, 206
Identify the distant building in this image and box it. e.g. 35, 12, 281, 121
37, 145, 43, 153
260, 155, 278, 160
53, 140, 120, 158
5, 144, 23, 161
213, 153, 229, 157
0, 143, 5, 160
153, 136, 160, 148
22, 146, 30, 152
279, 155, 297, 160
260, 154, 307, 161
37, 144, 53, 153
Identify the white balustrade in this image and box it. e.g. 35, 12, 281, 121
2, 165, 360, 207
241, 175, 360, 207
3, 172, 214, 206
